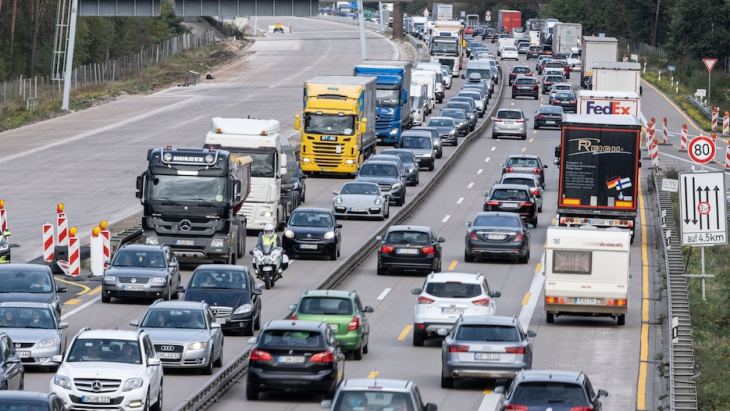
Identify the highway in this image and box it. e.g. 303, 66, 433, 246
4, 15, 717, 411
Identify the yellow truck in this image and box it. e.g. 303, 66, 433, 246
295, 76, 377, 175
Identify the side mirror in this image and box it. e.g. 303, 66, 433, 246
438, 237, 446, 243
211, 322, 222, 329
129, 319, 140, 327
148, 358, 162, 366
176, 285, 186, 293
252, 288, 263, 295
336, 223, 343, 229
59, 322, 69, 329
289, 303, 297, 311
363, 306, 374, 313
376, 235, 383, 241
294, 114, 301, 131
411, 288, 422, 295
249, 250, 254, 255
527, 330, 537, 338
246, 337, 258, 344
491, 291, 502, 298
57, 286, 67, 293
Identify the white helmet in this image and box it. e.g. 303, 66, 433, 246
263, 224, 275, 238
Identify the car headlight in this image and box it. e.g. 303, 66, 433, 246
123, 378, 144, 392
406, 167, 415, 173
103, 275, 116, 282
234, 303, 254, 314
54, 375, 71, 390
210, 239, 225, 248
151, 277, 167, 283
449, 130, 456, 135
187, 342, 207, 351
284, 229, 295, 238
36, 339, 58, 348
423, 152, 432, 158
374, 198, 383, 206
145, 236, 159, 245
323, 231, 335, 240
458, 122, 466, 127
334, 196, 343, 204
0, 243, 8, 251
392, 183, 402, 190
262, 211, 274, 218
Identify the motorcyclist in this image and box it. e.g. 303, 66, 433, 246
255, 224, 283, 278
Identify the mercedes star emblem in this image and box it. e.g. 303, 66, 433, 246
179, 219, 192, 231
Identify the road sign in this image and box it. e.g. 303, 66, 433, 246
678, 171, 727, 246
662, 178, 678, 192
704, 59, 717, 72
688, 135, 716, 164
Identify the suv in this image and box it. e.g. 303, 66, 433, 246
323, 378, 438, 411
356, 160, 406, 206
246, 320, 345, 399
498, 370, 609, 410
511, 75, 539, 100
542, 74, 566, 93
51, 328, 163, 411
492, 109, 528, 140
289, 290, 374, 360
440, 315, 536, 388
411, 272, 501, 346
483, 184, 538, 227
544, 60, 571, 79
380, 149, 419, 186
500, 154, 548, 188
526, 45, 542, 59
376, 225, 445, 275
0, 264, 67, 316
101, 243, 181, 303
508, 65, 533, 85
409, 126, 443, 159
398, 132, 437, 171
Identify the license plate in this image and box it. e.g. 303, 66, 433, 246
396, 248, 419, 254
217, 318, 226, 324
487, 234, 507, 240
158, 353, 180, 359
175, 239, 195, 246
82, 396, 110, 404
575, 298, 598, 304
328, 323, 339, 330
320, 136, 337, 141
278, 355, 306, 364
17, 351, 31, 358
300, 244, 317, 250
546, 121, 555, 124
501, 203, 519, 208
475, 353, 500, 361
123, 285, 145, 291
441, 307, 464, 314
349, 208, 366, 212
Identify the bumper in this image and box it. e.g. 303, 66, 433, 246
535, 119, 562, 128
102, 284, 168, 300
158, 350, 212, 369
334, 206, 386, 219
466, 242, 528, 258
413, 322, 456, 337
379, 256, 438, 273
247, 368, 338, 392
545, 302, 628, 316
18, 346, 61, 368
283, 240, 337, 257
513, 90, 538, 98
382, 188, 406, 204
51, 386, 149, 411
415, 158, 435, 169
442, 359, 528, 380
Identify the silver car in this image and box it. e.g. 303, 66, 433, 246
0, 302, 68, 370
499, 173, 544, 212
130, 300, 224, 374
332, 181, 390, 220
440, 315, 536, 388
492, 109, 529, 140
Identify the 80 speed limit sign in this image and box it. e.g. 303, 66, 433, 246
688, 135, 716, 164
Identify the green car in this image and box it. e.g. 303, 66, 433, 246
290, 290, 374, 360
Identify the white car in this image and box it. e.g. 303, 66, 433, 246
411, 272, 501, 346
548, 82, 575, 104
500, 46, 519, 61
333, 181, 390, 220
51, 329, 163, 411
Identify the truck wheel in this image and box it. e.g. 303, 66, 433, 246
617, 314, 626, 326
546, 312, 555, 323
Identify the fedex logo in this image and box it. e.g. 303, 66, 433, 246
581, 99, 638, 115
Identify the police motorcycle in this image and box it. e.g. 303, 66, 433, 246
249, 243, 288, 289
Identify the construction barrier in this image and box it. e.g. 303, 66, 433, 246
42, 223, 54, 263
680, 123, 688, 151
0, 200, 6, 233
724, 111, 729, 135
90, 227, 104, 277
711, 132, 717, 145
712, 107, 719, 131
662, 117, 669, 144
726, 145, 730, 170
57, 204, 68, 247
650, 140, 659, 168
102, 230, 111, 269
68, 237, 80, 276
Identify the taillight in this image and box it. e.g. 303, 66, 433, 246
514, 233, 524, 241
505, 346, 526, 354
421, 246, 435, 255
290, 314, 298, 320
533, 168, 543, 174
536, 114, 544, 118
417, 296, 435, 304
250, 349, 272, 361
504, 404, 529, 410
472, 298, 490, 306
486, 200, 500, 206
381, 244, 395, 253
526, 73, 532, 76
519, 201, 533, 207
516, 119, 525, 123
468, 231, 478, 240
531, 189, 539, 196
448, 344, 470, 352
348, 316, 360, 331
494, 118, 503, 123
569, 407, 594, 411
504, 167, 513, 172
310, 350, 335, 363
510, 72, 516, 76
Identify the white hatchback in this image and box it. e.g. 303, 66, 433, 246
411, 272, 500, 346
500, 46, 519, 61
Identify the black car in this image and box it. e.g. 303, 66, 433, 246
0, 264, 66, 316
483, 184, 538, 227
508, 65, 533, 85
283, 207, 342, 260
246, 319, 345, 400
511, 76, 539, 100
0, 332, 24, 390
552, 91, 578, 113
464, 212, 531, 264
534, 105, 565, 129
498, 369, 608, 410
444, 101, 476, 131
380, 149, 420, 186
356, 160, 407, 206
526, 45, 542, 59
376, 225, 445, 275
180, 264, 262, 335
482, 27, 495, 41
0, 391, 65, 410
439, 108, 470, 136
101, 243, 182, 303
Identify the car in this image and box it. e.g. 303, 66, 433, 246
526, 45, 542, 59
368, 153, 407, 185
446, 96, 478, 123
357, 160, 407, 206
516, 41, 531, 54
0, 302, 68, 371
283, 207, 342, 260
101, 243, 182, 303
544, 59, 571, 79
492, 109, 528, 140
547, 82, 574, 103
508, 65, 533, 85
0, 391, 66, 410
482, 27, 495, 41
443, 101, 477, 131
534, 105, 565, 129
323, 378, 438, 411
499, 173, 544, 212
464, 211, 531, 263
501, 154, 548, 188
286, 160, 307, 203
440, 315, 536, 388
439, 108, 469, 136
441, 67, 452, 89
411, 272, 501, 346
500, 46, 518, 60
483, 184, 538, 227
567, 51, 582, 71
0, 230, 10, 264
511, 75, 539, 100
246, 319, 345, 399
458, 90, 485, 117
289, 289, 373, 360
398, 131, 437, 170
463, 63, 494, 94
0, 264, 67, 316
130, 300, 223, 373
541, 73, 566, 93
552, 91, 578, 113
179, 264, 262, 335
472, 26, 484, 37
51, 328, 163, 411
376, 225, 445, 275
535, 54, 552, 74
381, 149, 419, 186
497, 369, 608, 411
461, 82, 489, 106
332, 181, 391, 220
409, 126, 443, 159
426, 117, 458, 146
0, 331, 24, 390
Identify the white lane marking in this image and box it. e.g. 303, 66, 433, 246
477, 169, 483, 174
442, 215, 451, 223
485, 157, 490, 162
518, 251, 547, 329
377, 288, 392, 300
61, 297, 100, 320
468, 182, 475, 189
457, 197, 464, 204
479, 393, 503, 411
491, 146, 497, 151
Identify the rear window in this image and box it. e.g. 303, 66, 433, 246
456, 325, 519, 342
491, 189, 529, 201
507, 158, 539, 167
514, 67, 530, 73
425, 281, 482, 298
552, 250, 592, 274
298, 297, 353, 315
497, 111, 524, 120
473, 215, 522, 228
258, 329, 324, 348
386, 230, 430, 244
511, 382, 588, 404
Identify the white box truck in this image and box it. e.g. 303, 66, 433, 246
591, 61, 642, 95
581, 36, 618, 88
577, 90, 641, 117
552, 22, 582, 55
412, 70, 437, 111
544, 226, 631, 325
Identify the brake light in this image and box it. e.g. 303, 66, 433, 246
290, 314, 298, 320
486, 200, 500, 206
494, 118, 503, 123
526, 72, 532, 76
421, 246, 435, 254
531, 189, 539, 196
381, 244, 395, 253
516, 119, 525, 123
533, 168, 543, 174
468, 231, 478, 240
536, 114, 544, 118
510, 72, 516, 76
448, 344, 470, 352
250, 349, 272, 361
514, 233, 524, 241
310, 350, 335, 363
348, 316, 360, 331
471, 298, 490, 306
505, 346, 526, 354
569, 407, 594, 411
504, 405, 529, 410
504, 167, 513, 172
520, 202, 534, 207
417, 296, 435, 304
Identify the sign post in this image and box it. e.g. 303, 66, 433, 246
704, 58, 717, 107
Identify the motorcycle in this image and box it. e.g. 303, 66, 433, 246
249, 243, 288, 289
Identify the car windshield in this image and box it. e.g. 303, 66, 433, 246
385, 230, 430, 244
298, 297, 353, 315
359, 163, 399, 178
512, 382, 587, 404
428, 118, 454, 127
0, 270, 54, 293
341, 183, 379, 195
290, 212, 333, 227
142, 308, 208, 329
401, 137, 431, 149
112, 250, 165, 268
0, 307, 55, 329
258, 329, 323, 348
492, 189, 530, 201
333, 392, 414, 411
456, 325, 519, 342
190, 269, 248, 290
67, 339, 142, 364
473, 215, 522, 228
425, 282, 481, 298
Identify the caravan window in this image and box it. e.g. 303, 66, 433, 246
552, 250, 591, 274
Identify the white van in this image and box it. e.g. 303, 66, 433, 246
411, 70, 436, 110
410, 83, 429, 125
544, 226, 630, 326
415, 63, 445, 103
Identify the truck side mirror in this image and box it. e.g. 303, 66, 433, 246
135, 175, 144, 199
360, 118, 367, 134
294, 114, 301, 131
401, 89, 408, 104
280, 153, 288, 176
554, 145, 561, 158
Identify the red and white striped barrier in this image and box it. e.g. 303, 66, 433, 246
724, 111, 729, 135
711, 132, 717, 146
662, 117, 669, 144
0, 199, 6, 233
42, 223, 54, 263
649, 140, 659, 168
68, 237, 80, 276
102, 230, 110, 269
712, 107, 719, 131
56, 204, 68, 247
680, 123, 688, 151
725, 145, 730, 170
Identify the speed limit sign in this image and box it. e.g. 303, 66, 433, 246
688, 135, 716, 164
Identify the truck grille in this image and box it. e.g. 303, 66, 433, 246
376, 112, 394, 129
74, 378, 121, 393
148, 216, 219, 237
305, 138, 354, 167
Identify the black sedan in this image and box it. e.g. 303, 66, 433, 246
0, 331, 24, 390
483, 184, 538, 227
376, 225, 445, 275
551, 91, 578, 113
0, 391, 64, 409
464, 212, 531, 264
534, 105, 565, 129
439, 108, 470, 136
283, 208, 342, 260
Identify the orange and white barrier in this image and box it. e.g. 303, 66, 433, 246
680, 123, 688, 151
711, 132, 717, 146
0, 199, 6, 233
102, 230, 110, 269
42, 223, 54, 263
56, 203, 68, 247
649, 140, 659, 168
712, 107, 719, 131
724, 111, 729, 135
662, 117, 669, 144
725, 145, 730, 170
67, 227, 80, 276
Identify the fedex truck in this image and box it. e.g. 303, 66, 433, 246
577, 91, 641, 117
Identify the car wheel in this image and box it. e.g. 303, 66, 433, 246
245, 321, 255, 336
532, 216, 538, 227
377, 265, 386, 276
464, 251, 475, 263
384, 205, 390, 218
246, 379, 260, 400
428, 163, 434, 171
201, 357, 214, 375
101, 293, 111, 303
618, 314, 626, 326
492, 133, 497, 139
214, 347, 223, 367
511, 94, 516, 99
453, 138, 458, 147
534, 95, 539, 100
254, 312, 262, 330
534, 123, 539, 130
324, 383, 338, 400
353, 342, 364, 360
538, 203, 543, 213
143, 390, 151, 411
437, 150, 443, 159
441, 373, 455, 388
412, 331, 425, 347
519, 250, 529, 264
162, 284, 171, 301
546, 312, 555, 323
363, 336, 369, 354
151, 382, 163, 411
396, 196, 404, 206
521, 134, 526, 140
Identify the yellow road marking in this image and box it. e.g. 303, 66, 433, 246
368, 371, 379, 379
482, 387, 493, 394
88, 286, 102, 296
448, 260, 458, 270
55, 277, 91, 295
521, 292, 531, 306
398, 325, 413, 341
637, 175, 648, 409
64, 298, 82, 305
521, 147, 527, 152
534, 262, 542, 274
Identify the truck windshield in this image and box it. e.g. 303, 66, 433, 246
147, 175, 227, 202
376, 89, 400, 107
305, 114, 355, 136
239, 152, 275, 178
431, 41, 459, 54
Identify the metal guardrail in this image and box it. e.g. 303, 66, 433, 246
653, 173, 698, 410
687, 96, 712, 119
